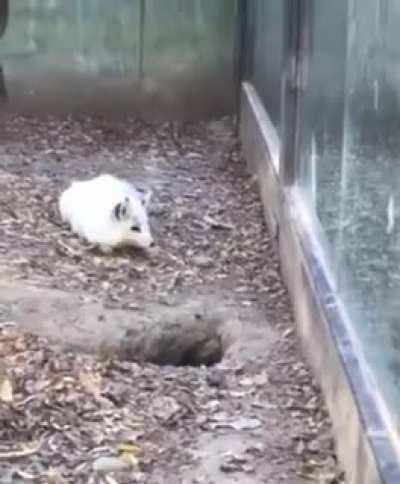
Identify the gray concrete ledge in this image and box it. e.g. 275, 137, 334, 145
239, 81, 400, 484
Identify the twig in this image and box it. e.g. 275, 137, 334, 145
15, 469, 40, 480
104, 476, 119, 484
204, 215, 233, 230
167, 270, 181, 290
0, 439, 43, 460
56, 240, 82, 258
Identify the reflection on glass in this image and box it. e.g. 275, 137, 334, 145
0, 66, 6, 106
297, 0, 348, 219
0, 0, 8, 38
0, 0, 236, 118
245, 0, 283, 132
0, 0, 8, 107
298, 0, 400, 431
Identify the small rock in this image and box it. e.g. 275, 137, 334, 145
220, 461, 241, 473
93, 456, 132, 474
239, 377, 255, 387
204, 399, 222, 413
245, 443, 266, 458
307, 438, 320, 453
295, 439, 306, 455
252, 371, 269, 386
47, 468, 68, 484
193, 255, 214, 268
206, 368, 226, 388
152, 396, 181, 423
209, 415, 263, 431
220, 452, 249, 473
229, 390, 251, 398
230, 416, 263, 431
242, 464, 256, 474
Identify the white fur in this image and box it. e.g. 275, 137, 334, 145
59, 174, 154, 251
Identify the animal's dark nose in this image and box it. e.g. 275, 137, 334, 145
149, 241, 155, 248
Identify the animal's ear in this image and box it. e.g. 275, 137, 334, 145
113, 197, 131, 221
137, 188, 152, 208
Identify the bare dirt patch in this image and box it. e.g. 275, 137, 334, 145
0, 114, 345, 483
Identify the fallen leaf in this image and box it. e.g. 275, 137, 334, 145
117, 443, 142, 455
208, 415, 263, 431
0, 440, 43, 460
47, 467, 68, 484
118, 442, 141, 467
0, 375, 12, 403
79, 371, 102, 399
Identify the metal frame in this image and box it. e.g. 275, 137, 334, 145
279, 0, 301, 185
0, 0, 8, 38
239, 0, 400, 481
240, 76, 400, 484
0, 0, 8, 106
234, 0, 247, 127
138, 0, 145, 82
280, 0, 312, 186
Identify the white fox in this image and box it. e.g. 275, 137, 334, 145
59, 174, 154, 252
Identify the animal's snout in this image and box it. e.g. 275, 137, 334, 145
136, 234, 154, 249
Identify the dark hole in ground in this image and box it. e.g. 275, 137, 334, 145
146, 333, 225, 367
0, 282, 235, 369
119, 312, 228, 367
178, 337, 224, 367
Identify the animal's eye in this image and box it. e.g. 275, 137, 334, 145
130, 225, 140, 232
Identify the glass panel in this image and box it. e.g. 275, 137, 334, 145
141, 0, 236, 118
298, 0, 400, 432
296, 1, 348, 216
0, 0, 236, 119
245, 0, 283, 132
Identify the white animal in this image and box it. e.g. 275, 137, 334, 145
59, 174, 154, 252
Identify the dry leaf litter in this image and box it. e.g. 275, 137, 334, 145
0, 114, 345, 483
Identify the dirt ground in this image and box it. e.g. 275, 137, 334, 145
0, 114, 345, 483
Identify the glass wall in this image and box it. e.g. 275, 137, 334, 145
242, 0, 400, 438
296, 1, 348, 216
297, 0, 400, 430
245, 0, 283, 133
0, 0, 236, 119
